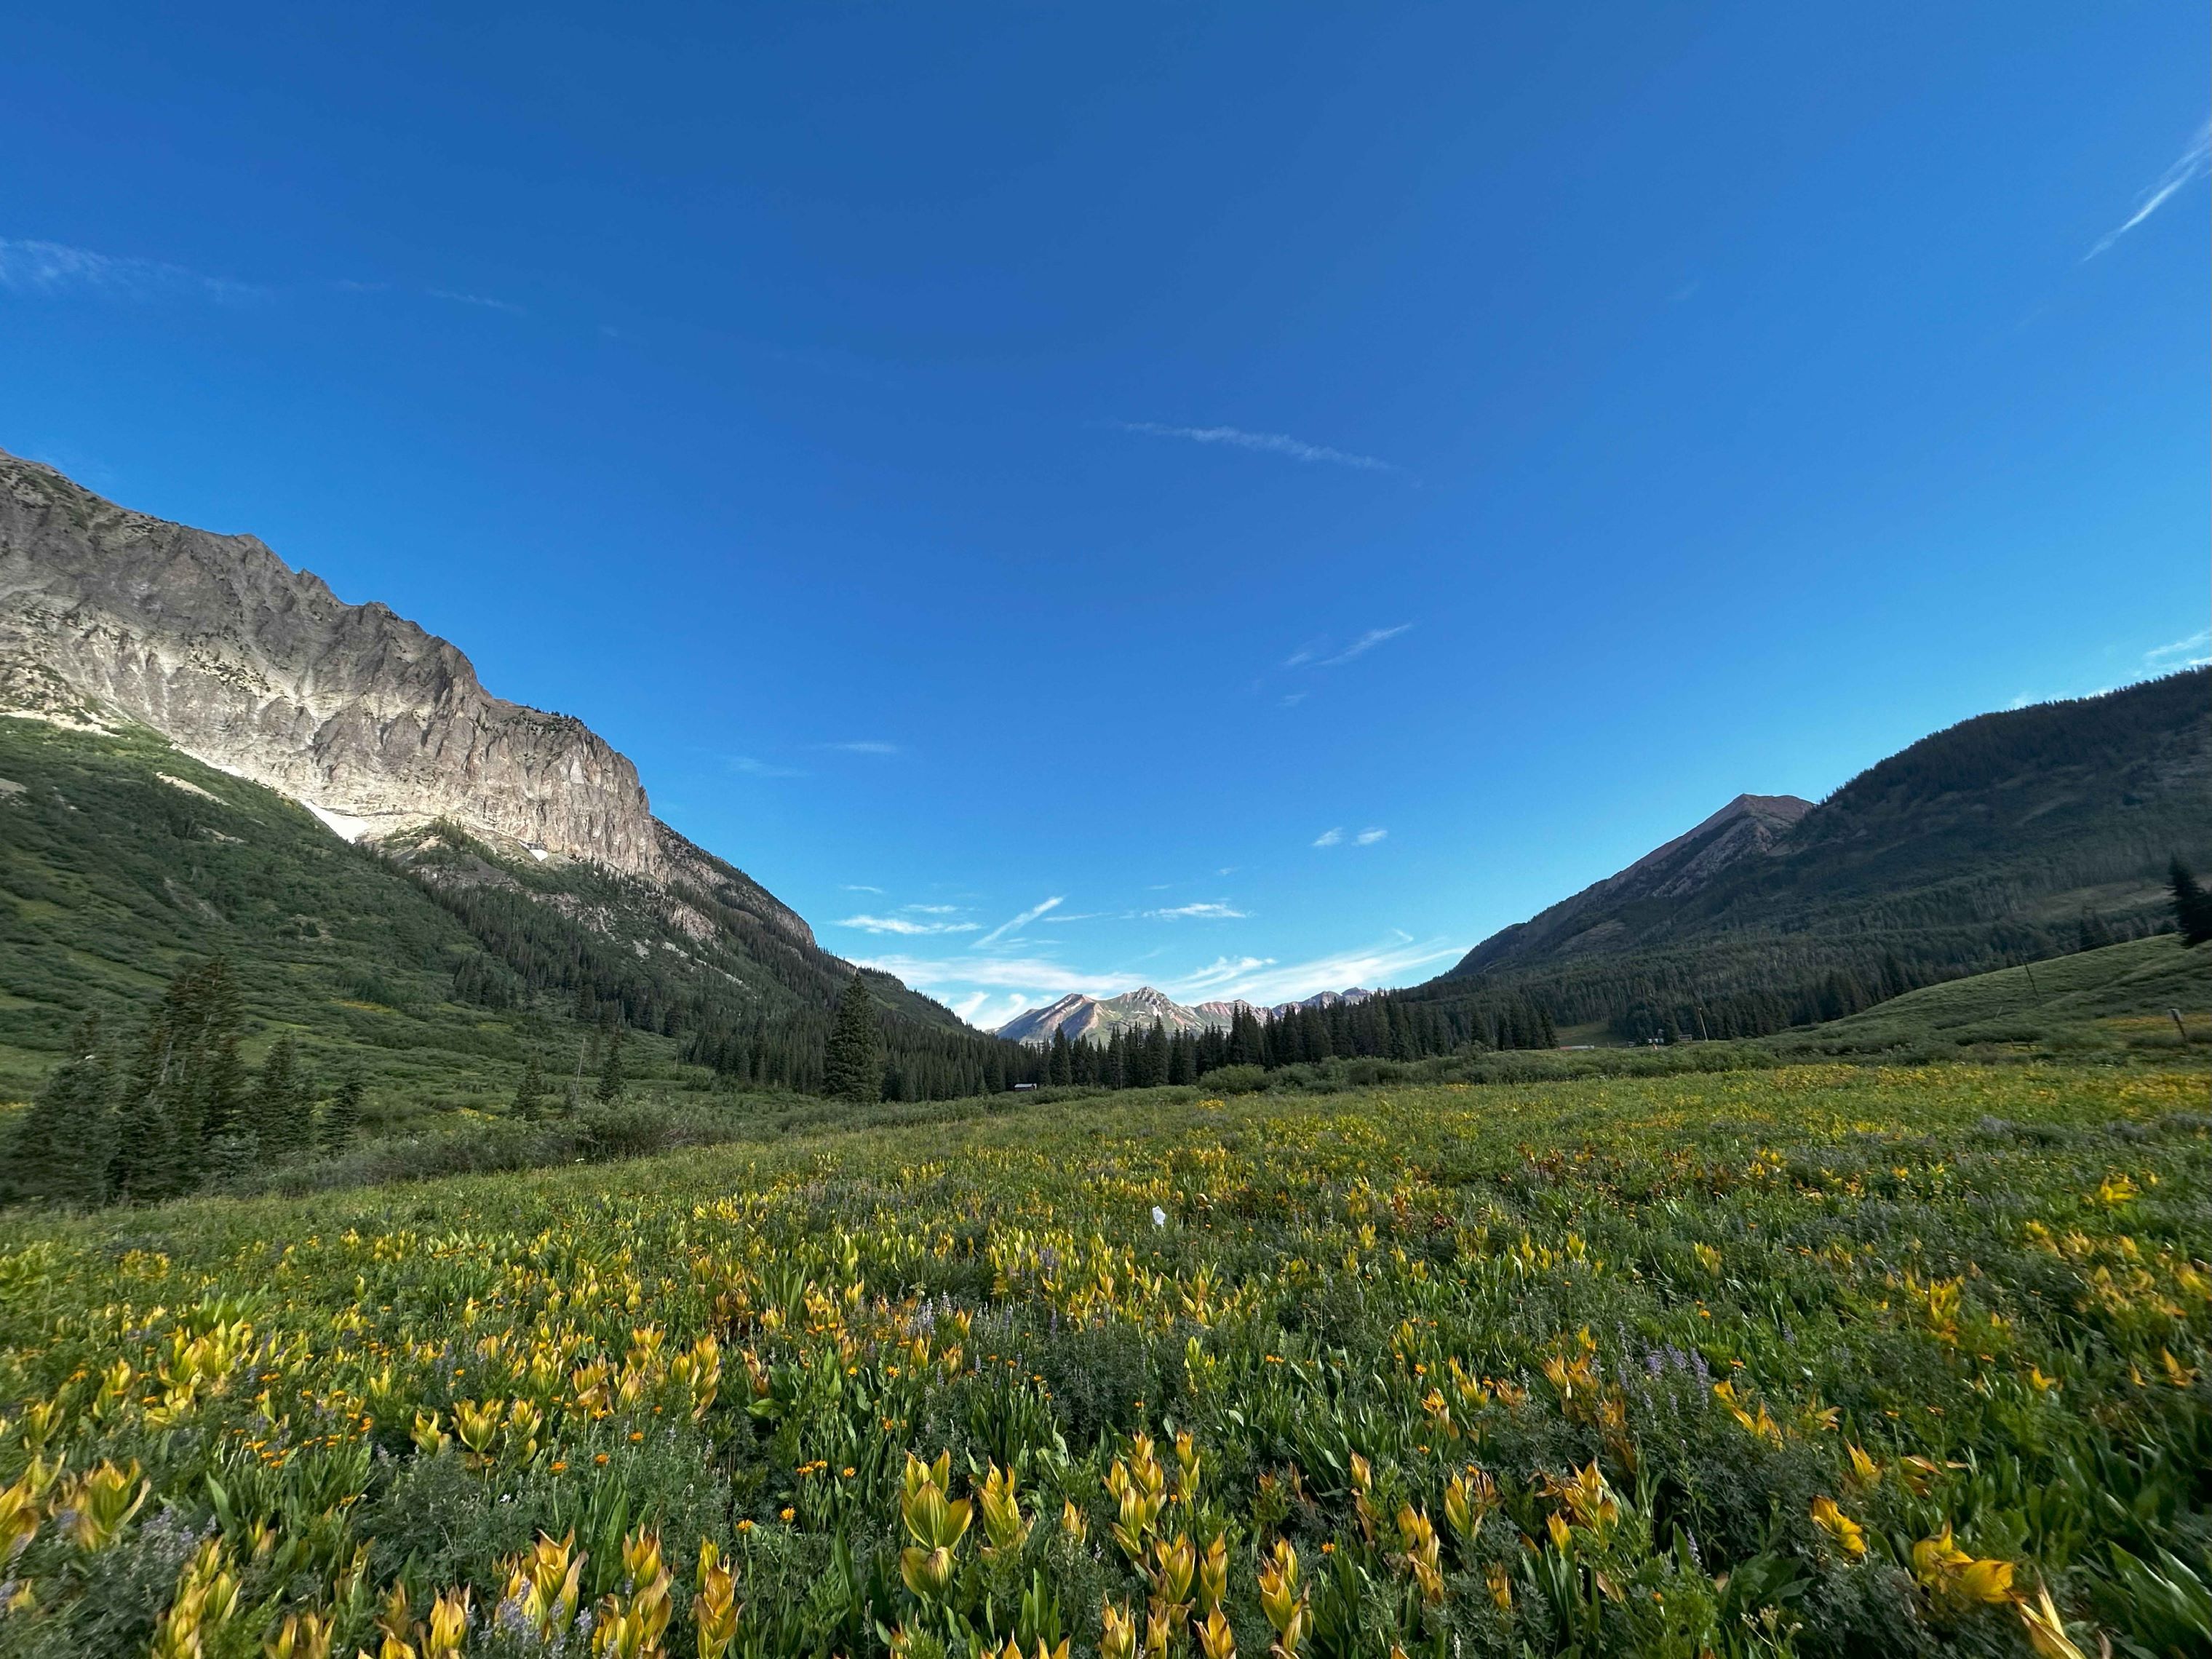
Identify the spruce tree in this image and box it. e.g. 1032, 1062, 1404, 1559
114, 959, 245, 1201
7, 1013, 116, 1206
596, 1027, 627, 1104
322, 1073, 364, 1152
246, 1034, 311, 1159
1166, 1030, 1194, 1086
514, 1054, 549, 1119
2170, 859, 2212, 947
1386, 998, 1415, 1062
565, 1041, 588, 1114
1049, 1027, 1073, 1087
823, 974, 883, 1103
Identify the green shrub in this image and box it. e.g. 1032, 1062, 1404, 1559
1204, 1063, 1268, 1094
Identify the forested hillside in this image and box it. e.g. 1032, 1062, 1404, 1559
1415, 670, 2211, 1041
0, 716, 1030, 1123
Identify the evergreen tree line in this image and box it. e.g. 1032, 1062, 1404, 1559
397, 830, 1038, 1105
1420, 904, 2179, 1045
1420, 672, 2208, 1045
408, 827, 883, 1043
1814, 668, 2206, 816
4, 959, 363, 1206
1035, 987, 1555, 1091
684, 988, 1049, 1102
693, 978, 1556, 1105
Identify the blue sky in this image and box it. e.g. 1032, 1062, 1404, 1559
4, 2, 2205, 1030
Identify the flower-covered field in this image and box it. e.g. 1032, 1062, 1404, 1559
1, 1063, 2207, 1659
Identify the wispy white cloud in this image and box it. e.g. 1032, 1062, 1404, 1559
2087, 121, 2212, 258
728, 755, 805, 778
1146, 902, 1249, 920
1319, 625, 1412, 667
1313, 827, 1344, 847
822, 740, 901, 755
1355, 827, 1388, 846
1161, 934, 1464, 1006
1113, 421, 1400, 474
841, 883, 884, 894
1172, 955, 1276, 992
835, 914, 981, 936
859, 952, 1124, 998
902, 902, 961, 915
974, 896, 1064, 950
429, 287, 525, 314
0, 238, 265, 303
2144, 629, 2211, 671
974, 994, 1046, 1032
1276, 626, 1412, 699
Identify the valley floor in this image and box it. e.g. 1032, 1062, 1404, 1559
1, 1061, 2207, 1658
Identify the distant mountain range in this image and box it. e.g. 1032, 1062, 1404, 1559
4, 447, 2204, 1102
1409, 670, 2211, 1041
997, 985, 1374, 1046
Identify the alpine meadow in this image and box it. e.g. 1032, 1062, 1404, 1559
1, 7, 2208, 1659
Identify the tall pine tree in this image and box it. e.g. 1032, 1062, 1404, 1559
245, 1034, 313, 1159
823, 974, 883, 1103
514, 1054, 549, 1119
2170, 858, 2212, 947
322, 1072, 364, 1152
6, 1012, 116, 1206
596, 1027, 628, 1103
114, 959, 245, 1201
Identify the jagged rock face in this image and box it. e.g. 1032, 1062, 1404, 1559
998, 984, 1376, 1043
996, 987, 1216, 1046
0, 449, 664, 875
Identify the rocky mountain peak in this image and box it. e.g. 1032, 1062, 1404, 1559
1448, 789, 1815, 977
0, 448, 664, 876
998, 983, 1379, 1044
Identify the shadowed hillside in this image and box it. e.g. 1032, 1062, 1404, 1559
1413, 671, 2211, 1041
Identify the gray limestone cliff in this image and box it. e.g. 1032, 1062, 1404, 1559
1, 447, 662, 880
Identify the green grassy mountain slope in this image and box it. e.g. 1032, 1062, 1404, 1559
0, 449, 1030, 1123
0, 715, 1014, 1120
0, 715, 549, 1117
1770, 932, 2209, 1059
1413, 670, 2211, 1041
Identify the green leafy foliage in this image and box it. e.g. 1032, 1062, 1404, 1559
0, 718, 1049, 1149
0, 1060, 2203, 1658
